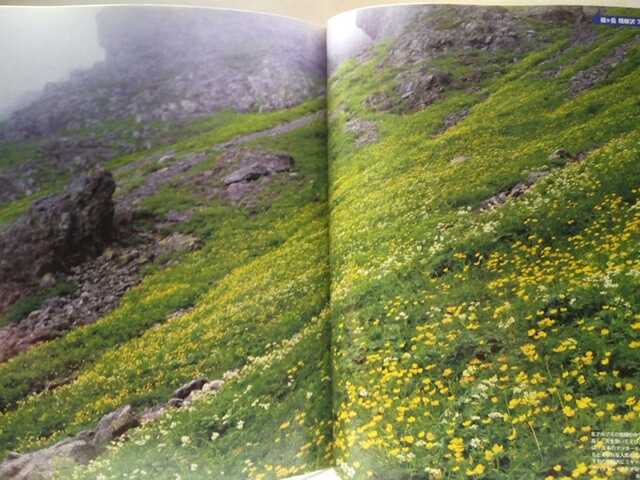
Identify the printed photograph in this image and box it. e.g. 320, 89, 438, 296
2, 3, 640, 479
327, 5, 640, 480
0, 6, 331, 480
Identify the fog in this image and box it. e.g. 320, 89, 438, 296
327, 10, 371, 73
0, 7, 104, 120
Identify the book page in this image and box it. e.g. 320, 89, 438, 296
0, 6, 331, 479
327, 5, 640, 479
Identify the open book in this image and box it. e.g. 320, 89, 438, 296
1, 3, 639, 479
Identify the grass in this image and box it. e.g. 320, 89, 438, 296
328, 7, 640, 480
0, 102, 332, 480
0, 141, 39, 171
5, 5, 640, 479
0, 98, 323, 230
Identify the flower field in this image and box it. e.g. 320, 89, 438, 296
0, 104, 333, 478
329, 8, 640, 480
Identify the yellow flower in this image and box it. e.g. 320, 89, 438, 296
466, 464, 485, 476
571, 463, 588, 477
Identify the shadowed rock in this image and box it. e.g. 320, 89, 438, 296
173, 378, 209, 399
0, 171, 116, 291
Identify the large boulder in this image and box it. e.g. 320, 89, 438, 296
0, 436, 96, 480
0, 171, 116, 290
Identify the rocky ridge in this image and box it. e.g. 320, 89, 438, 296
2, 8, 325, 142
0, 8, 324, 203
354, 6, 597, 113
0, 375, 229, 480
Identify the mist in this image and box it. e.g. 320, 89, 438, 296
0, 7, 105, 120
327, 10, 371, 73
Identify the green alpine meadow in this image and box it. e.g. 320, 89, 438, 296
329, 5, 640, 480
1, 4, 640, 480
0, 7, 332, 480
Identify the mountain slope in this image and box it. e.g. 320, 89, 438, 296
329, 6, 640, 479
0, 107, 333, 479
0, 7, 331, 479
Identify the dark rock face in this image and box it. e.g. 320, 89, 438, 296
2, 8, 325, 142
0, 171, 115, 298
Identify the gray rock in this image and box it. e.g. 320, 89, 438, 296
157, 154, 176, 165
479, 182, 528, 210
223, 151, 294, 186
167, 398, 184, 408
38, 273, 57, 289
140, 405, 167, 425
346, 119, 379, 147
92, 405, 139, 446
0, 405, 138, 480
203, 379, 225, 392
0, 175, 25, 203
173, 378, 209, 400
156, 233, 201, 260
223, 163, 271, 185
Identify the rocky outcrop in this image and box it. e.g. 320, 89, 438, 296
1, 8, 325, 142
0, 378, 226, 479
0, 171, 116, 292
0, 242, 153, 363
440, 107, 471, 133
0, 405, 137, 480
569, 36, 640, 95
223, 152, 294, 186
346, 119, 379, 147
219, 149, 295, 204
354, 6, 595, 114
